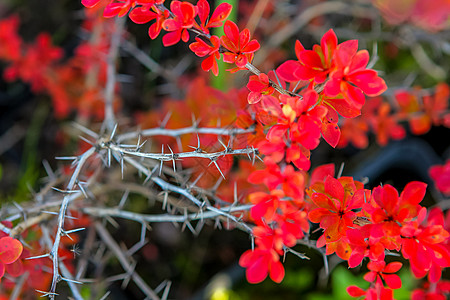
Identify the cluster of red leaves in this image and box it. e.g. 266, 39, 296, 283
372, 0, 450, 32
429, 160, 450, 196
0, 15, 119, 119
83, 0, 259, 76
238, 159, 450, 298
338, 83, 450, 148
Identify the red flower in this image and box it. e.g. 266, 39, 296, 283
364, 97, 406, 146
347, 226, 385, 268
401, 207, 450, 282
325, 41, 387, 109
366, 181, 427, 250
277, 29, 337, 83
348, 261, 402, 300
129, 4, 169, 39
247, 73, 275, 104
308, 175, 368, 244
239, 247, 285, 284
194, 0, 232, 35
189, 35, 221, 76
162, 1, 197, 46
220, 20, 260, 68
0, 15, 22, 61
103, 0, 137, 18
249, 189, 284, 222
365, 261, 403, 290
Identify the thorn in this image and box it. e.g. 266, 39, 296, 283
212, 176, 223, 191
99, 291, 111, 300
140, 222, 147, 244
72, 122, 99, 139
159, 111, 172, 128
25, 253, 50, 260
106, 216, 120, 229
218, 138, 227, 151
110, 123, 118, 140
42, 160, 55, 180
337, 162, 345, 178
160, 191, 169, 210
54, 156, 78, 161
191, 113, 201, 128
108, 148, 112, 167
77, 181, 88, 199
159, 145, 164, 176
214, 217, 222, 230
161, 281, 172, 300
167, 145, 177, 172
118, 190, 130, 209
51, 187, 78, 194
188, 134, 203, 153
209, 159, 226, 180
64, 228, 85, 235
79, 135, 94, 146
120, 154, 124, 179
60, 276, 83, 284
233, 181, 238, 206
35, 290, 59, 297
176, 136, 182, 152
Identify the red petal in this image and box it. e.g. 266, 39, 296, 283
242, 40, 261, 54
400, 181, 427, 206
162, 19, 181, 31
348, 252, 364, 268
162, 30, 181, 46
276, 60, 301, 82
321, 121, 340, 148
308, 208, 333, 223
299, 50, 323, 68
0, 237, 23, 264
321, 29, 337, 64
129, 8, 156, 24
81, 0, 101, 8
336, 40, 358, 66
383, 274, 402, 289
311, 192, 336, 211
349, 50, 369, 72
325, 97, 361, 118
209, 3, 232, 27
384, 262, 403, 273
196, 0, 210, 26
269, 260, 285, 283
349, 70, 387, 96
347, 286, 366, 297
324, 175, 344, 201
223, 20, 239, 46
246, 256, 269, 284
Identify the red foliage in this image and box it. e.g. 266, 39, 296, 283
429, 160, 450, 196
220, 20, 260, 68
162, 1, 197, 46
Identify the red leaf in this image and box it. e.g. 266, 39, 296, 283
276, 60, 300, 82
321, 120, 341, 148
0, 237, 23, 264
383, 274, 402, 289
347, 286, 366, 297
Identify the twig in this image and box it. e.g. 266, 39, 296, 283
103, 17, 126, 132
95, 222, 161, 300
